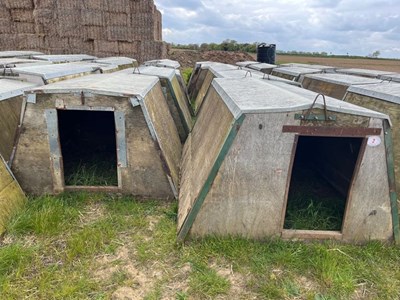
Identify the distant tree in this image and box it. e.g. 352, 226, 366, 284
371, 50, 381, 58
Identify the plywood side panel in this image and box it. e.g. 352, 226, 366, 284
302, 77, 348, 100
171, 76, 193, 132
188, 68, 207, 101
342, 118, 393, 242
12, 99, 53, 194
160, 78, 186, 142
345, 93, 400, 197
191, 112, 299, 238
194, 70, 215, 114
144, 82, 182, 192
178, 87, 235, 230
124, 105, 173, 198
271, 71, 296, 81
0, 180, 26, 234
0, 96, 23, 161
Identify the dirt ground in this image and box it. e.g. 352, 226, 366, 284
168, 49, 255, 69
168, 49, 400, 72
274, 55, 400, 72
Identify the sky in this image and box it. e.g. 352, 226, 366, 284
155, 0, 400, 58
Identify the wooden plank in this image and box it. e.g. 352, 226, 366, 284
282, 230, 342, 240
190, 112, 299, 238
282, 126, 381, 137
178, 87, 235, 231
342, 118, 393, 242
194, 70, 215, 114
143, 82, 182, 196
0, 96, 23, 161
345, 92, 400, 200
302, 77, 349, 100
0, 157, 13, 191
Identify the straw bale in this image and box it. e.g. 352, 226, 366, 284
14, 22, 35, 34
17, 33, 41, 48
105, 12, 130, 26
0, 5, 11, 19
33, 0, 56, 9
83, 0, 108, 11
107, 0, 130, 13
0, 19, 13, 34
33, 8, 54, 24
94, 39, 119, 53
56, 1, 81, 10
68, 38, 94, 53
118, 41, 140, 54
4, 0, 34, 9
10, 9, 34, 22
130, 0, 154, 13
83, 25, 107, 40
107, 26, 135, 42
81, 10, 104, 26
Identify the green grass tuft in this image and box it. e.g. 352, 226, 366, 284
6, 193, 86, 236
189, 262, 230, 297
181, 68, 193, 85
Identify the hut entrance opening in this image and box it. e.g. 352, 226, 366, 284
284, 135, 364, 232
57, 110, 118, 187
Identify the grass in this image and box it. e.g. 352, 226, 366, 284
181, 67, 193, 85
65, 159, 118, 186
1, 192, 400, 299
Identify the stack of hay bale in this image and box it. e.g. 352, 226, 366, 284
0, 0, 166, 62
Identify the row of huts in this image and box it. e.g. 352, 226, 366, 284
0, 51, 399, 244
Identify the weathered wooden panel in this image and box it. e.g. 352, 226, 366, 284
143, 82, 182, 195
271, 70, 296, 81
194, 70, 215, 114
190, 112, 299, 238
302, 77, 349, 100
0, 155, 26, 233
188, 67, 206, 101
342, 118, 393, 242
345, 92, 400, 197
171, 76, 193, 132
0, 96, 23, 161
178, 87, 235, 230
123, 105, 173, 199
188, 68, 209, 102
159, 78, 186, 142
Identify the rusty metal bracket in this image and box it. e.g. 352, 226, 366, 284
297, 93, 336, 121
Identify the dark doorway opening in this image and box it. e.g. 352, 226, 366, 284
58, 110, 118, 186
284, 136, 364, 231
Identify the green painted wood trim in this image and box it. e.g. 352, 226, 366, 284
177, 114, 246, 242
383, 120, 400, 244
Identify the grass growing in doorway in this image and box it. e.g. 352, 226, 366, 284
1, 192, 400, 299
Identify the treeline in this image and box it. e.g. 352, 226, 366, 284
170, 40, 332, 56
169, 40, 258, 53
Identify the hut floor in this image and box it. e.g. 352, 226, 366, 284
284, 166, 346, 231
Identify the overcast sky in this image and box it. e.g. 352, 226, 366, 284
155, 0, 400, 58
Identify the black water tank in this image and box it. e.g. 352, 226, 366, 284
257, 43, 276, 64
